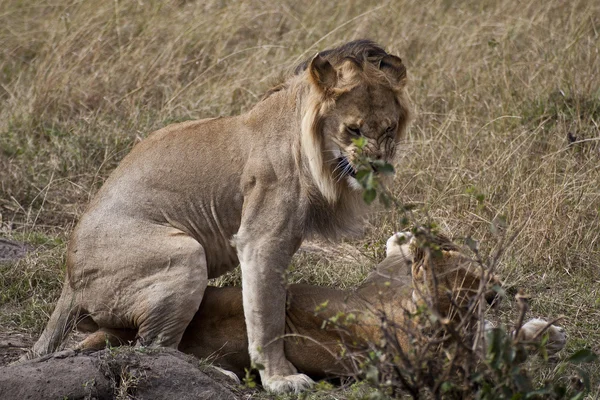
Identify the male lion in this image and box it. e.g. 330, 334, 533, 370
27, 40, 411, 393
76, 232, 566, 380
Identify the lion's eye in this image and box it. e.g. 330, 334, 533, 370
346, 126, 362, 137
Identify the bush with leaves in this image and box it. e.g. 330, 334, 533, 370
333, 140, 599, 399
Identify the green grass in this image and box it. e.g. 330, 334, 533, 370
1, 0, 599, 397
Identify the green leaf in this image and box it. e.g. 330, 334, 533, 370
363, 188, 377, 204
402, 203, 417, 211
372, 160, 395, 175
567, 349, 598, 364
365, 170, 376, 189
492, 284, 506, 298
487, 328, 507, 369
575, 367, 591, 392
441, 382, 454, 393
379, 192, 391, 208
512, 369, 532, 393
514, 344, 528, 364
488, 38, 499, 48
314, 300, 329, 313
525, 386, 553, 398
253, 362, 265, 370
365, 364, 379, 385
380, 164, 395, 176
503, 343, 516, 364
490, 215, 507, 235
355, 169, 370, 182
351, 136, 367, 148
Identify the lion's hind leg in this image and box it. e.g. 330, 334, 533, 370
23, 283, 81, 361
130, 233, 209, 350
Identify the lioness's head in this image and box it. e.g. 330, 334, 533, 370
298, 40, 411, 203
409, 233, 501, 320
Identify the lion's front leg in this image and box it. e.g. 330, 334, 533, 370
235, 235, 313, 394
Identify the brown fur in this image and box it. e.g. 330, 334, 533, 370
26, 40, 411, 393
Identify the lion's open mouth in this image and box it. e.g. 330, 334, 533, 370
336, 157, 357, 179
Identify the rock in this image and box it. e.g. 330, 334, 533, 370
0, 352, 112, 399
0, 348, 239, 400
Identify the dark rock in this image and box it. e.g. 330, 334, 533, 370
0, 348, 239, 400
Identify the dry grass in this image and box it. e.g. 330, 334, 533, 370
1, 0, 599, 397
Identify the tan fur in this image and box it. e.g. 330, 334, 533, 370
516, 318, 567, 355
76, 232, 566, 380
27, 40, 411, 393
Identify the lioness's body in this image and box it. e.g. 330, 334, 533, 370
179, 234, 565, 378
76, 232, 566, 380
30, 40, 411, 392
181, 259, 413, 378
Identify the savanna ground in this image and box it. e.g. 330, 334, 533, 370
1, 0, 599, 398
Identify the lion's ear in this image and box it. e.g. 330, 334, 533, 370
379, 55, 407, 87
308, 53, 337, 91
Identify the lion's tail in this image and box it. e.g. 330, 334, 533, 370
24, 282, 79, 360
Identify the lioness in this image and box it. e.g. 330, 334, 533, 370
77, 232, 566, 380
28, 40, 411, 393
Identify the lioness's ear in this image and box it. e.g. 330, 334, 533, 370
309, 53, 337, 91
411, 245, 426, 278
379, 54, 407, 87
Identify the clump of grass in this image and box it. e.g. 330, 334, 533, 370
0, 232, 65, 334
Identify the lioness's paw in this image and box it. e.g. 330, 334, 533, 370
263, 373, 314, 394
386, 231, 413, 257
520, 318, 567, 355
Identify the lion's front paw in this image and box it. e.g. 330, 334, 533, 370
386, 231, 414, 257
545, 324, 567, 355
263, 373, 314, 394
520, 318, 567, 355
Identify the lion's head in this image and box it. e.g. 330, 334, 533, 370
294, 40, 411, 204
408, 232, 501, 320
